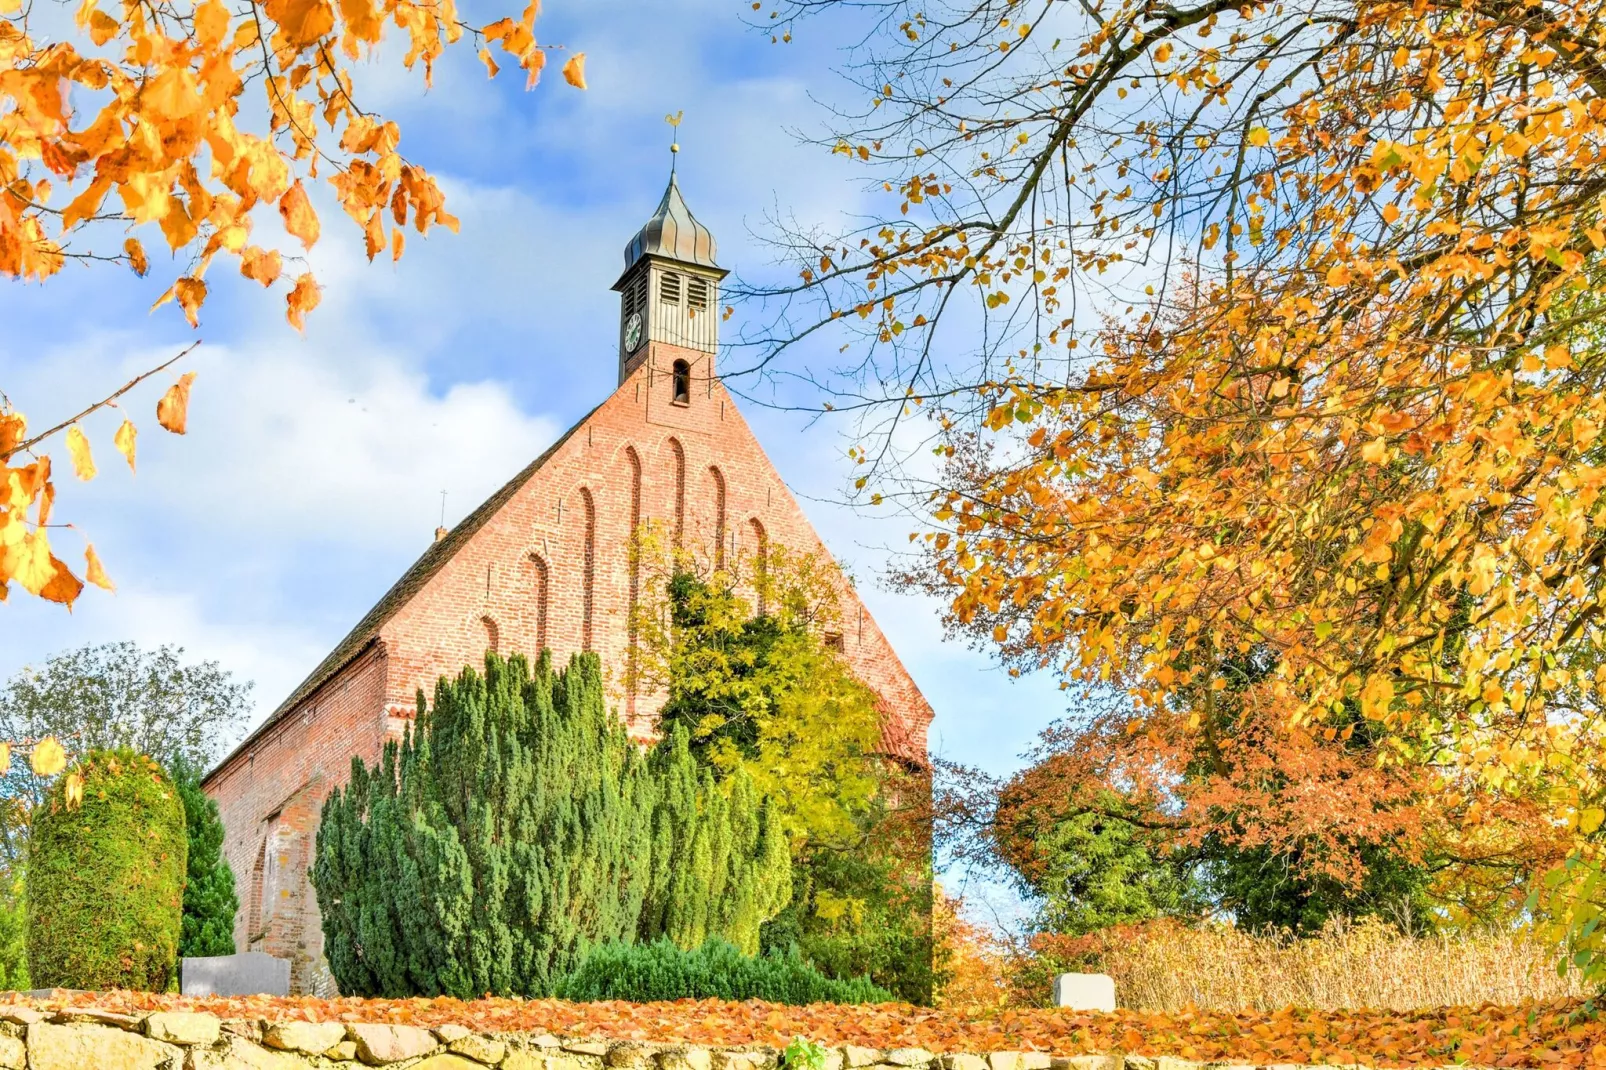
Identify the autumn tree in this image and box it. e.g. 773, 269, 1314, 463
750, 0, 1606, 970
0, 0, 584, 608
633, 530, 936, 1002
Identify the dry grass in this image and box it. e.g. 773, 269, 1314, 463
1096, 917, 1587, 1013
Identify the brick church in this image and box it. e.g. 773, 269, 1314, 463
203, 166, 936, 994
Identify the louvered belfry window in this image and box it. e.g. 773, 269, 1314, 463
659, 272, 682, 305
687, 276, 709, 311
630, 271, 649, 318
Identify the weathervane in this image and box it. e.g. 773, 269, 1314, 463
665, 110, 683, 172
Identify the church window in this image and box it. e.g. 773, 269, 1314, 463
824, 631, 846, 652
580, 487, 596, 651
481, 616, 499, 654
687, 276, 709, 311
750, 518, 769, 616
669, 438, 686, 547
711, 466, 727, 572
659, 272, 682, 305
630, 271, 649, 318
626, 448, 642, 714
671, 359, 691, 405
526, 554, 549, 654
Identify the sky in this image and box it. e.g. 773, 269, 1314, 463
0, 0, 1070, 924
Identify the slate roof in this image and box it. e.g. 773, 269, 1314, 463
202, 406, 598, 785
620, 171, 722, 276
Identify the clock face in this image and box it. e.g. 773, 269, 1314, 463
624, 312, 643, 352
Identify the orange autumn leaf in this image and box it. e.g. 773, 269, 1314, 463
279, 180, 321, 250
562, 52, 587, 89
156, 372, 198, 434
63, 771, 84, 809
286, 272, 321, 330
124, 237, 148, 277
240, 246, 283, 287
113, 418, 137, 472
37, 555, 83, 607
65, 425, 95, 481
30, 737, 66, 777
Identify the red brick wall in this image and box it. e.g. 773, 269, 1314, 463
205, 344, 934, 993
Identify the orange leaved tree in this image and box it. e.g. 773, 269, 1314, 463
751, 0, 1606, 970
1, 0, 583, 609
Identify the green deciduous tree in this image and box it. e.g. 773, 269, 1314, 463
634, 535, 934, 1002
311, 650, 791, 999
27, 749, 186, 991
172, 760, 239, 959
0, 643, 252, 868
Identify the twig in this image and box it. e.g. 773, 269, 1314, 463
11, 341, 201, 456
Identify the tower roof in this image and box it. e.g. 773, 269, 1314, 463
621, 170, 722, 275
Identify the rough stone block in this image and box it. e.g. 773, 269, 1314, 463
659, 1048, 713, 1070
1154, 1059, 1199, 1070
410, 1057, 485, 1070
448, 1032, 508, 1065
565, 1041, 612, 1057
608, 1041, 658, 1070
886, 1050, 934, 1068
842, 1048, 883, 1068
1061, 1058, 1122, 1070
0, 1033, 22, 1070
503, 1053, 546, 1070
26, 1022, 178, 1070
264, 1021, 349, 1055
0, 1008, 44, 1027
182, 952, 292, 997
1121, 1058, 1156, 1070
51, 1007, 143, 1029
985, 1053, 1019, 1070
191, 1036, 314, 1070
939, 1055, 987, 1070
327, 1040, 359, 1061
1018, 1055, 1052, 1070
1052, 973, 1116, 1012
145, 1011, 221, 1046
347, 1023, 440, 1064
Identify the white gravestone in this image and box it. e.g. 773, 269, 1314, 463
1053, 972, 1116, 1011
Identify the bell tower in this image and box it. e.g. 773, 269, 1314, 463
612, 148, 727, 387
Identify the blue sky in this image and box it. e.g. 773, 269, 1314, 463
0, 0, 1067, 922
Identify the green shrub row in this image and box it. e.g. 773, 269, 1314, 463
556, 937, 894, 1005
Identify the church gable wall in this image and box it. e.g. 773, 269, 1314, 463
206, 640, 388, 995
379, 341, 931, 758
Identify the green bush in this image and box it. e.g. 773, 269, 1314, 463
27, 749, 186, 990
556, 937, 894, 1004
312, 652, 792, 998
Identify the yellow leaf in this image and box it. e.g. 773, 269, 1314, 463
5, 531, 56, 596
113, 418, 136, 472
279, 180, 320, 250
85, 544, 114, 591
31, 738, 66, 777
174, 277, 206, 327
0, 743, 11, 776
562, 52, 587, 89
66, 425, 95, 481
286, 272, 321, 331
1581, 807, 1605, 835
1154, 42, 1172, 63
87, 8, 118, 44
1247, 126, 1270, 147
479, 48, 499, 78
157, 372, 198, 435
64, 771, 84, 809
194, 0, 230, 48
1360, 437, 1388, 464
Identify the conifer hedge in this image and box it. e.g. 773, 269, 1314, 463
27, 749, 186, 991
556, 937, 894, 1004
312, 651, 793, 999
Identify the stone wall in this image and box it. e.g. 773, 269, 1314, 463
0, 1006, 1430, 1070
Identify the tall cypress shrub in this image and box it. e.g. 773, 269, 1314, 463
173, 760, 240, 958
312, 651, 791, 998
27, 749, 186, 991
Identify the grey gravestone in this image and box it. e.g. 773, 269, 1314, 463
180, 952, 290, 997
